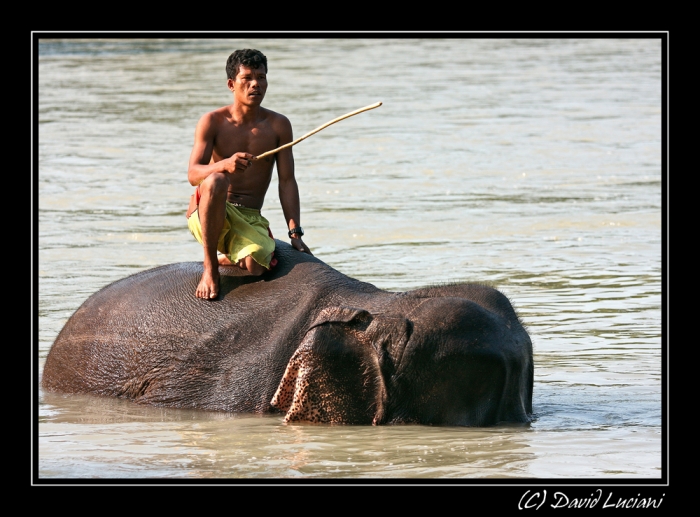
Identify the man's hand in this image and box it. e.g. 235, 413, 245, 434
291, 237, 313, 255
223, 152, 255, 173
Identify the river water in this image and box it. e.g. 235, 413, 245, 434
34, 37, 665, 485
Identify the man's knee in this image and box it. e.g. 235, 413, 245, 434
200, 172, 229, 194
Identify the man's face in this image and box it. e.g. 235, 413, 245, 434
229, 65, 267, 106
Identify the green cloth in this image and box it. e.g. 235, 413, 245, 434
188, 203, 276, 268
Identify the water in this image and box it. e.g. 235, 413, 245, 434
34, 37, 664, 485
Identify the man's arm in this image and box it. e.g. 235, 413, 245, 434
276, 116, 312, 255
188, 113, 252, 186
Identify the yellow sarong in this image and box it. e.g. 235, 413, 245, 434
187, 203, 276, 269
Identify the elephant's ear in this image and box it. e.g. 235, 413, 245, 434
271, 306, 386, 425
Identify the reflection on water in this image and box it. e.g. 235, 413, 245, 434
37, 37, 663, 480
41, 392, 539, 479
41, 387, 660, 479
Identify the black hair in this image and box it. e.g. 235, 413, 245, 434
226, 49, 268, 79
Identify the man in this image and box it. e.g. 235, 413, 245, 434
186, 49, 311, 299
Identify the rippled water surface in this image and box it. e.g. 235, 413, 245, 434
35, 37, 664, 482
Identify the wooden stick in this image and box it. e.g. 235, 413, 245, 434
253, 101, 382, 161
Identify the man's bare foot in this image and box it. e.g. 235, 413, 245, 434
237, 256, 266, 276
196, 269, 220, 299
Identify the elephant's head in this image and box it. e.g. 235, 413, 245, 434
271, 294, 533, 426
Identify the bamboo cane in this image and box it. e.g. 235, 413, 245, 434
253, 101, 382, 161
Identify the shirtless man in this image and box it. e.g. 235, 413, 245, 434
186, 49, 311, 299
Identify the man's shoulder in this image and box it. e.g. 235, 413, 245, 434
197, 106, 230, 128
261, 108, 292, 134
261, 107, 290, 123
204, 106, 231, 120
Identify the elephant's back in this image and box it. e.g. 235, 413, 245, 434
41, 262, 284, 397
53, 262, 231, 336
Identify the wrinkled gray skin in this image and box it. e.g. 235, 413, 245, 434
42, 240, 533, 426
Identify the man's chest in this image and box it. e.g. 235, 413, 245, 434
213, 124, 279, 158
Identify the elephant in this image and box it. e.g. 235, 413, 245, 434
41, 240, 534, 426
